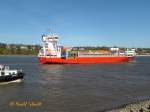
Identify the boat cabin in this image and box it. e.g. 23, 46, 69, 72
0, 65, 18, 76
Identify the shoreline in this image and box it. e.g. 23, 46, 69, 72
0, 55, 150, 57
107, 99, 150, 112
0, 55, 36, 57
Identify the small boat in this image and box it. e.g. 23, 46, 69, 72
0, 65, 25, 84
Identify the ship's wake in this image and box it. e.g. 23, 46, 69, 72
0, 79, 23, 85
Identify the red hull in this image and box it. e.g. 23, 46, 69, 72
38, 56, 134, 64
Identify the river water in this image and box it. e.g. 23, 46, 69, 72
0, 56, 150, 112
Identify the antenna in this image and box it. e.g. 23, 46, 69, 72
47, 26, 55, 36
47, 27, 52, 35
42, 26, 58, 38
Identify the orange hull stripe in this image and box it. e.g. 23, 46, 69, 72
38, 57, 134, 64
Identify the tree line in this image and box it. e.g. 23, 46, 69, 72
0, 43, 150, 55
75, 46, 150, 55
0, 43, 41, 55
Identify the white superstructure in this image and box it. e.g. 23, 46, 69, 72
38, 34, 61, 58
125, 49, 136, 56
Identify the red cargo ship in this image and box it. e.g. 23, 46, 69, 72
38, 34, 135, 64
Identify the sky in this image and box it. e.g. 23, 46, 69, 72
0, 0, 150, 48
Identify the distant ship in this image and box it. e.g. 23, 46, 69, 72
38, 34, 136, 64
